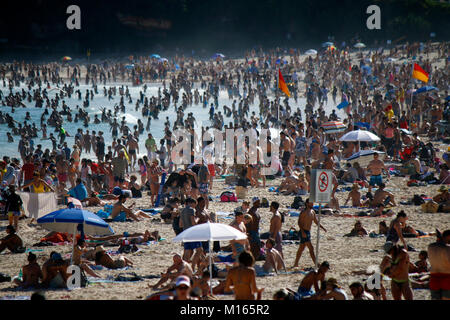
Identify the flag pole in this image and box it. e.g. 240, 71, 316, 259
277, 68, 280, 128
410, 62, 416, 128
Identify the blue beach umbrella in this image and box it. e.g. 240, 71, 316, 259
37, 208, 114, 263
125, 64, 134, 69
305, 49, 318, 55
322, 42, 334, 47
336, 100, 350, 110
150, 54, 161, 59
345, 150, 385, 162
212, 53, 225, 59
414, 86, 437, 95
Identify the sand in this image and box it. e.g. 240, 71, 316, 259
1, 165, 449, 300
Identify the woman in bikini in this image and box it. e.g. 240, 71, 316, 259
138, 158, 147, 186
94, 246, 133, 269
68, 158, 78, 189
225, 251, 264, 300
20, 171, 54, 193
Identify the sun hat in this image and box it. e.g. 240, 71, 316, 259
175, 275, 191, 288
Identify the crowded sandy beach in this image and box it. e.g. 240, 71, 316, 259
0, 39, 449, 301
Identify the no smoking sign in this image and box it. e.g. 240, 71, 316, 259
310, 170, 332, 204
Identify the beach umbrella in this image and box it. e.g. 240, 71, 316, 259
321, 121, 347, 134
345, 149, 385, 161
37, 207, 114, 264
150, 54, 161, 59
173, 222, 247, 294
158, 58, 168, 63
413, 86, 438, 95
212, 53, 225, 59
400, 128, 412, 135
322, 42, 334, 47
354, 42, 366, 49
361, 65, 372, 75
385, 57, 397, 62
339, 129, 380, 142
305, 49, 317, 55
62, 56, 72, 61
125, 64, 134, 69
336, 100, 350, 110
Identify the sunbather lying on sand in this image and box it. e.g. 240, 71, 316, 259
94, 245, 133, 269
110, 194, 153, 221
87, 230, 160, 244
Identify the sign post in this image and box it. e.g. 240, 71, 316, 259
310, 170, 332, 269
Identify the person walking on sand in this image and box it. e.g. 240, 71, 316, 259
292, 198, 327, 268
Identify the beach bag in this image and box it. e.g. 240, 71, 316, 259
220, 191, 237, 202
0, 273, 11, 283
291, 196, 304, 209
421, 201, 439, 213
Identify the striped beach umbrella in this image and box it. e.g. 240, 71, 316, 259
62, 56, 72, 61
321, 121, 347, 134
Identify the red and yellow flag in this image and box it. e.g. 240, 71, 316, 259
278, 69, 290, 97
412, 63, 429, 83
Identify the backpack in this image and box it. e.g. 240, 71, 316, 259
412, 195, 425, 206
220, 191, 237, 202
261, 198, 269, 208
291, 196, 304, 209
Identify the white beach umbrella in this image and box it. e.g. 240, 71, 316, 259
354, 42, 366, 49
173, 222, 247, 294
173, 222, 247, 242
339, 129, 380, 142
305, 49, 318, 55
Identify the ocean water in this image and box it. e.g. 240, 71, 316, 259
0, 81, 345, 160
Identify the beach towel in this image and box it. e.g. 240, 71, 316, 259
18, 192, 58, 219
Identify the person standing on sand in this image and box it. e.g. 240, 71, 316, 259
427, 229, 450, 300
366, 152, 390, 193
247, 198, 262, 260
225, 251, 264, 300
269, 201, 283, 257
293, 198, 327, 268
